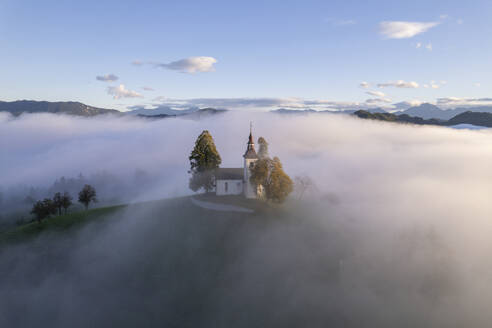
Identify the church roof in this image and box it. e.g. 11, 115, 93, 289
215, 168, 243, 180
243, 132, 258, 159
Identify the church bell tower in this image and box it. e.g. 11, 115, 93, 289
243, 123, 258, 199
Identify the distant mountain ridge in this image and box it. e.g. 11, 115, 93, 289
398, 103, 492, 120
271, 107, 388, 115
0, 100, 120, 116
136, 107, 227, 119
354, 110, 492, 128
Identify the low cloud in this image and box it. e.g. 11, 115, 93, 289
380, 21, 439, 39
377, 80, 419, 88
142, 86, 154, 91
96, 74, 119, 82
3, 112, 492, 327
129, 97, 373, 112
392, 100, 423, 110
359, 81, 369, 88
107, 85, 143, 99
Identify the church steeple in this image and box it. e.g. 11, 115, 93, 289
244, 122, 258, 159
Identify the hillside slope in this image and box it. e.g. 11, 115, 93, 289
354, 109, 492, 128
0, 100, 120, 116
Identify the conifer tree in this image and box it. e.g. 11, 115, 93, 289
189, 130, 222, 192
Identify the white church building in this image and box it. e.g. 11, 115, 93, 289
215, 129, 263, 199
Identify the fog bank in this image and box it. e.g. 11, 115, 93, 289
2, 111, 492, 327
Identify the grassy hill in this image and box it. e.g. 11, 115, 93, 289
0, 205, 126, 245
0, 195, 453, 327
0, 100, 119, 116
0, 195, 263, 246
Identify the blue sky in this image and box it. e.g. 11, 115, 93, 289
0, 0, 491, 111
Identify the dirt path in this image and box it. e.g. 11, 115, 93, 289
190, 197, 254, 213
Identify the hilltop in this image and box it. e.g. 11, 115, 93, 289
0, 100, 119, 117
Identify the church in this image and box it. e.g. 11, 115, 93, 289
215, 129, 263, 199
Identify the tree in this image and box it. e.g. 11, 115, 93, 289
30, 198, 56, 223
61, 192, 73, 214
188, 130, 222, 192
250, 156, 293, 203
78, 184, 97, 210
53, 192, 63, 215
257, 137, 269, 159
294, 175, 315, 200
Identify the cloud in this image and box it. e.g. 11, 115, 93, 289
142, 86, 154, 91
377, 80, 419, 88
436, 97, 492, 108
392, 100, 423, 110
359, 82, 369, 88
96, 74, 119, 82
107, 85, 143, 99
153, 57, 218, 73
366, 90, 386, 98
457, 19, 464, 25
327, 18, 356, 26
132, 60, 144, 66
379, 21, 439, 39
416, 42, 422, 48
365, 98, 392, 104
474, 83, 481, 87
426, 42, 433, 51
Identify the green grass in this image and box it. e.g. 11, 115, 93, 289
0, 195, 276, 247
0, 204, 126, 245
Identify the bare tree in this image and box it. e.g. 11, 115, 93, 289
294, 175, 315, 200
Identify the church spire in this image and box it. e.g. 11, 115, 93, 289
243, 122, 258, 159
248, 121, 254, 144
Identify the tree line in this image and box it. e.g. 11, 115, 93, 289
30, 184, 97, 223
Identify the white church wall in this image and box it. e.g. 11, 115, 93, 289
216, 180, 243, 196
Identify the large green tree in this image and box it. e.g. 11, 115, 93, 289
189, 130, 222, 192
30, 198, 56, 223
53, 192, 63, 215
78, 184, 97, 210
250, 156, 293, 203
61, 191, 73, 214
